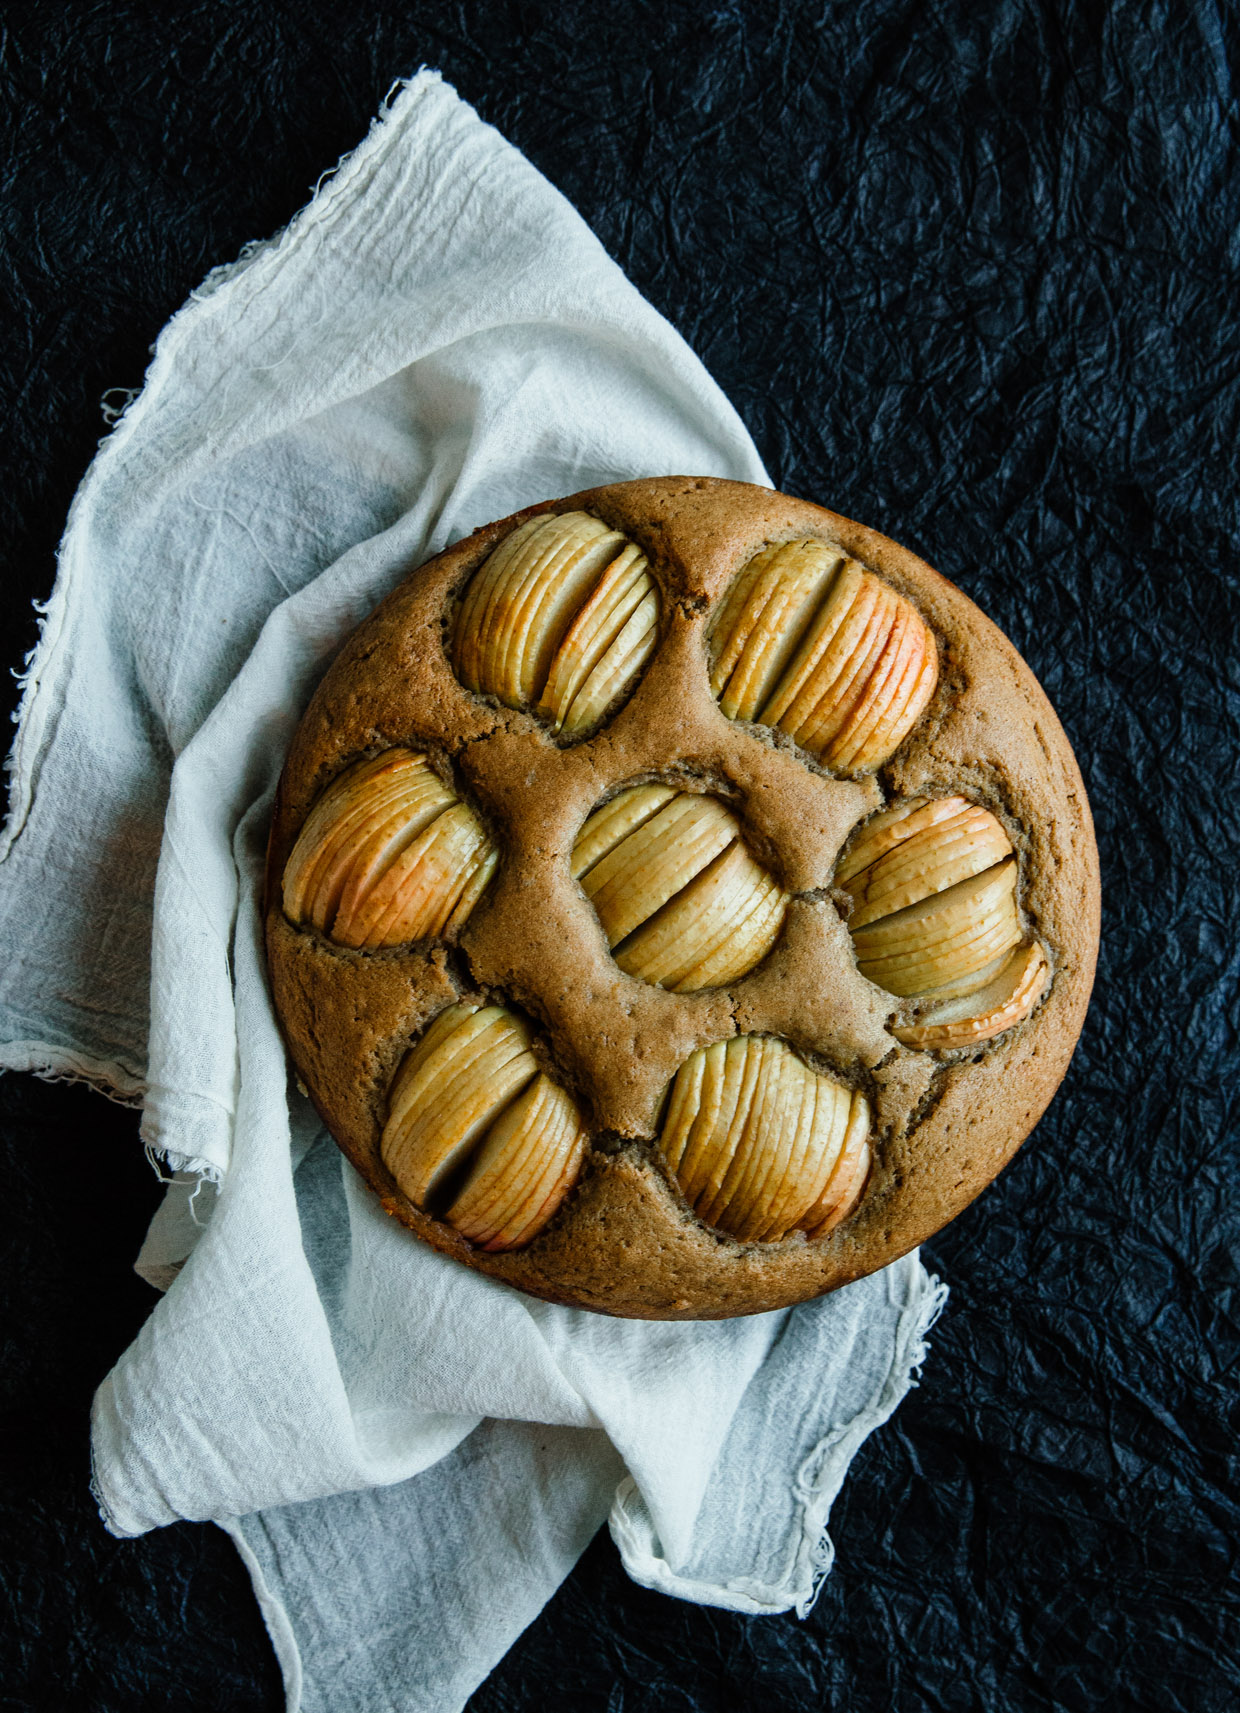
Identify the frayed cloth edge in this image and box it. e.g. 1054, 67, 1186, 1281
0, 74, 450, 1166
610, 1264, 949, 1617
140, 1138, 224, 1185
0, 69, 447, 866
0, 1044, 222, 1188
790, 1268, 950, 1619
0, 1040, 146, 1104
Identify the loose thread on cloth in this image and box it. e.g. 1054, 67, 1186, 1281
796, 1272, 950, 1618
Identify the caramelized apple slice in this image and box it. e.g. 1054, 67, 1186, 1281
555, 613, 659, 738
724, 1060, 854, 1244
835, 796, 961, 884
843, 799, 1013, 928
382, 1003, 588, 1249
657, 1036, 870, 1243
570, 784, 678, 880
800, 1092, 872, 1238
445, 1074, 587, 1251
895, 940, 1050, 1048
573, 787, 788, 987
787, 581, 898, 759
539, 547, 660, 736
759, 562, 873, 733
851, 859, 1022, 996
335, 803, 496, 949
577, 793, 739, 947
284, 753, 451, 928
710, 541, 938, 772
708, 539, 845, 721
282, 750, 495, 947
454, 513, 622, 704
613, 843, 787, 992
453, 511, 660, 735
841, 796, 1047, 1048
381, 1005, 538, 1204
830, 603, 937, 772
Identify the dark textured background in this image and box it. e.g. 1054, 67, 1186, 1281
2, 2, 1238, 1709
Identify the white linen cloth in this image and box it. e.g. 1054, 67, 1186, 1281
0, 72, 946, 1711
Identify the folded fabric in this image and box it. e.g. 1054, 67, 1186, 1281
0, 71, 944, 1710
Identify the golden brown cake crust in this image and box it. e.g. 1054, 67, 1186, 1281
264, 477, 1100, 1319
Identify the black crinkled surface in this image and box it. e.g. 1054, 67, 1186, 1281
2, 3, 1237, 1709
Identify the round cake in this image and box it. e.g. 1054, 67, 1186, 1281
264, 477, 1100, 1318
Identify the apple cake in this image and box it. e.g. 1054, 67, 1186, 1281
264, 477, 1100, 1318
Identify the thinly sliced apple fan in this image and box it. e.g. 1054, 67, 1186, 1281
708, 538, 938, 772
839, 796, 1050, 1046
571, 785, 788, 990
282, 750, 497, 949
658, 1035, 871, 1242
381, 1003, 587, 1251
453, 511, 660, 737
287, 533, 1043, 1270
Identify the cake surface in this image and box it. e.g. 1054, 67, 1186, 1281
264, 477, 1100, 1318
